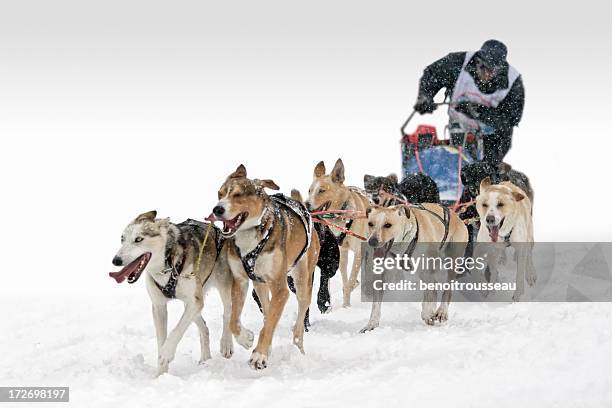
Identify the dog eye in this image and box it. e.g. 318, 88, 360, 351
368, 222, 374, 227
233, 191, 243, 198
497, 203, 504, 208
384, 223, 392, 229
482, 203, 488, 208
135, 237, 144, 243
318, 189, 326, 194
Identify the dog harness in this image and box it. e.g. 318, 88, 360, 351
232, 194, 312, 283
410, 204, 451, 250
336, 201, 354, 246
155, 220, 223, 299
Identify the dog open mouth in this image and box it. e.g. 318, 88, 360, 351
109, 252, 151, 284
487, 218, 505, 242
219, 212, 248, 237
373, 239, 394, 258
314, 201, 331, 212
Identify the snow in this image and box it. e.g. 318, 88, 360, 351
3, 279, 611, 408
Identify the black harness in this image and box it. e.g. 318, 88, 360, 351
231, 220, 273, 283
335, 201, 353, 246
410, 204, 451, 250
232, 194, 312, 283
154, 220, 223, 299
402, 218, 420, 259
155, 251, 186, 299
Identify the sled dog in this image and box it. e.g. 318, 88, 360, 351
474, 178, 536, 301
363, 203, 468, 331
110, 211, 253, 376
210, 164, 320, 370
307, 159, 372, 307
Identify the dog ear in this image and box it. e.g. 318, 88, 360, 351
363, 174, 375, 189
158, 217, 170, 228
291, 189, 303, 202
387, 173, 398, 184
512, 192, 525, 202
256, 179, 280, 190
498, 162, 512, 174
314, 161, 326, 178
331, 158, 345, 184
230, 164, 247, 179
480, 177, 492, 192
135, 210, 157, 223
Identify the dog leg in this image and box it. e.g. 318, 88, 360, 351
193, 315, 212, 363
420, 270, 437, 325
513, 245, 528, 302
230, 277, 254, 350
435, 270, 456, 322
348, 250, 362, 294
217, 279, 235, 359
339, 248, 350, 307
249, 281, 289, 370
152, 303, 168, 361
253, 282, 271, 316
158, 297, 203, 376
360, 268, 386, 333
289, 275, 311, 331
291, 264, 314, 353
525, 245, 537, 287
317, 274, 331, 313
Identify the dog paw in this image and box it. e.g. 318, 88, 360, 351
526, 270, 537, 287
292, 335, 305, 354
342, 291, 352, 308
235, 328, 254, 350
318, 300, 331, 314
512, 290, 524, 302
434, 307, 448, 323
156, 362, 169, 377
220, 335, 234, 359
359, 322, 379, 333
248, 351, 268, 370
421, 310, 437, 326
158, 343, 176, 371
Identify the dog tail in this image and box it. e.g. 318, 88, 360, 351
291, 189, 304, 203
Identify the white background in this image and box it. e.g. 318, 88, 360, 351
2, 0, 610, 295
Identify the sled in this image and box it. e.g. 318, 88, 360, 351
400, 110, 483, 205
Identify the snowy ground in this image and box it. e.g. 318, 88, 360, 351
3, 277, 612, 408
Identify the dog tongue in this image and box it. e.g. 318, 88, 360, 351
489, 226, 500, 242
109, 259, 139, 284
374, 247, 387, 258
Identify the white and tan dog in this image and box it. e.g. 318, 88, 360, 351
475, 177, 536, 301
363, 203, 468, 331
110, 211, 253, 376
211, 165, 320, 370
306, 159, 371, 307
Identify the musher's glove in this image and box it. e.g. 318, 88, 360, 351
414, 96, 437, 114
455, 101, 484, 119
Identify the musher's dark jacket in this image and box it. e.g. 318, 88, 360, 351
417, 51, 525, 138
